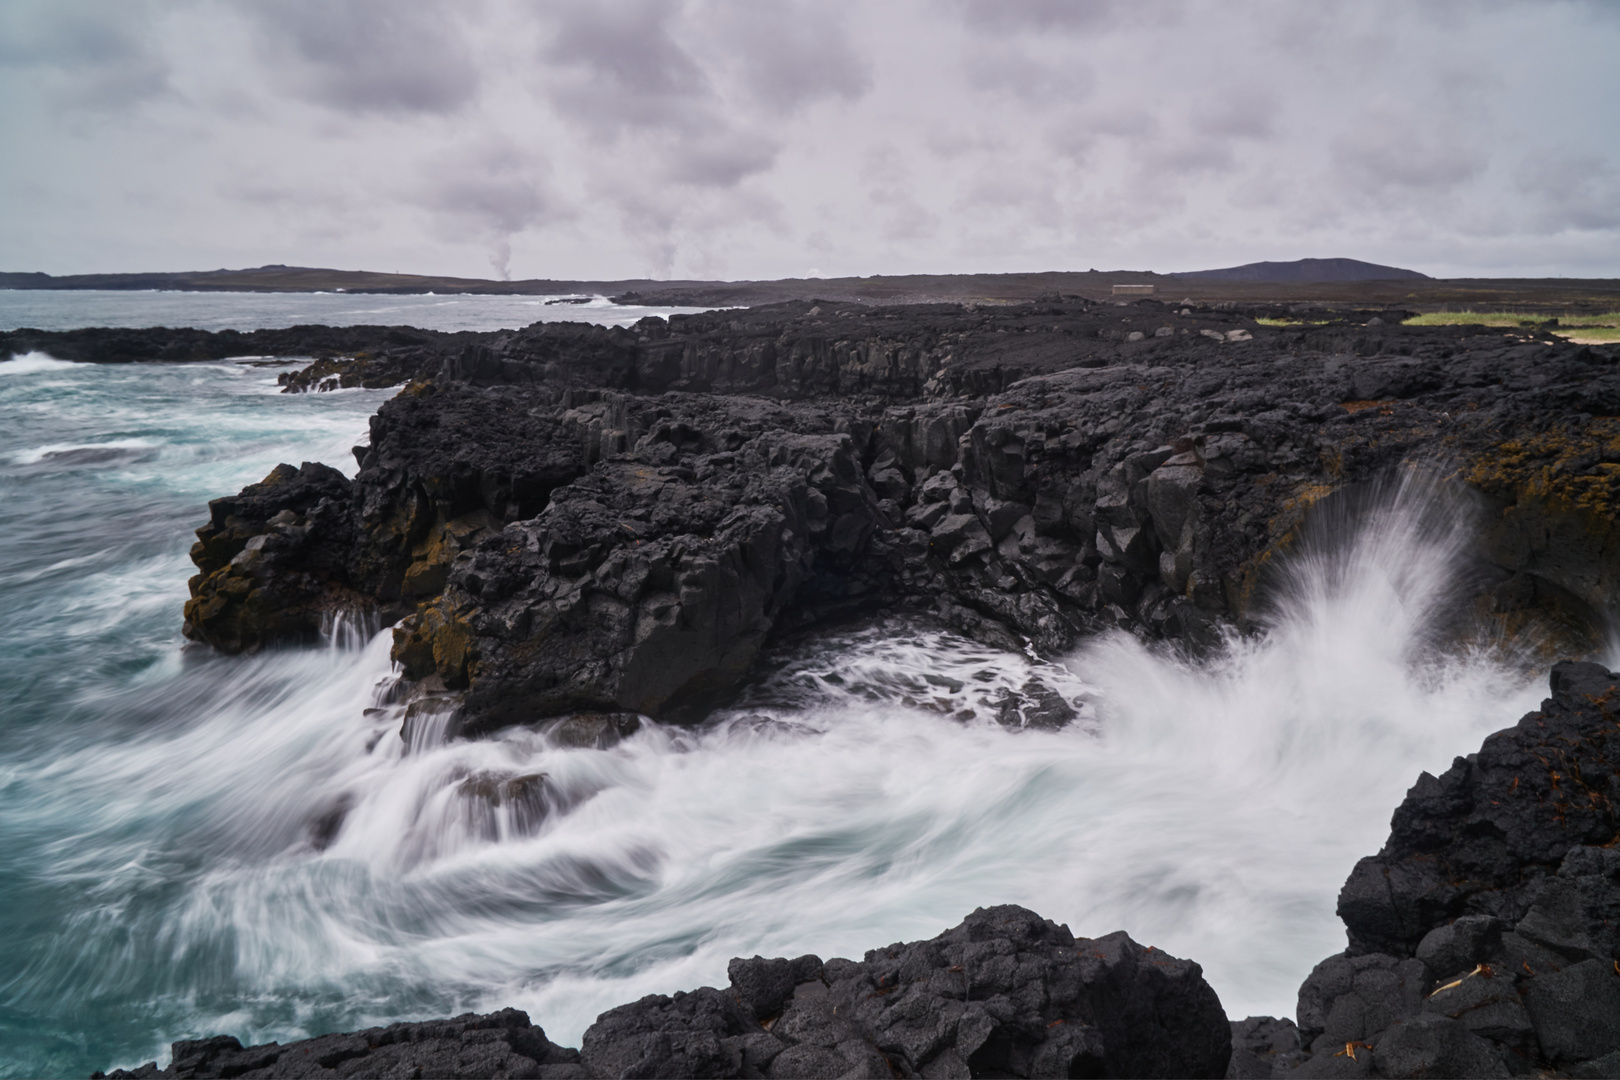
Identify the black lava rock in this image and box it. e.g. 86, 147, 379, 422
96, 908, 1229, 1079
1257, 662, 1620, 1078
92, 1008, 584, 1079
575, 904, 1230, 1079
168, 301, 1620, 737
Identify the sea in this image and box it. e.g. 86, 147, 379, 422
0, 290, 1554, 1076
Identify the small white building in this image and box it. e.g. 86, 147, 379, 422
1112, 284, 1155, 296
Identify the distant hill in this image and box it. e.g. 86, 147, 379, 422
1175, 258, 1428, 283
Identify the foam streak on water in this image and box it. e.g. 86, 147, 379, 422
0, 352, 1552, 1077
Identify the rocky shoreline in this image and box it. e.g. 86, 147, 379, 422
33, 295, 1620, 1077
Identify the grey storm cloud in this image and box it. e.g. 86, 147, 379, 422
701, 4, 872, 115
0, 0, 169, 111
414, 140, 558, 278
239, 0, 480, 115
957, 0, 1125, 36
0, 0, 1616, 280
963, 43, 1095, 103
539, 1, 712, 135
1330, 108, 1489, 194
1515, 155, 1620, 233
661, 129, 779, 188
537, 0, 869, 130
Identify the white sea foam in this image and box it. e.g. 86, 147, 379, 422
10, 437, 159, 466
6, 474, 1552, 1055
1, 350, 78, 374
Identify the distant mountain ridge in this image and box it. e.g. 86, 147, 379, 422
1176, 257, 1428, 283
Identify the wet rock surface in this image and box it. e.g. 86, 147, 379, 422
93, 1008, 585, 1080
166, 298, 1620, 738
0, 323, 484, 378
1229, 662, 1620, 1079
99, 906, 1230, 1079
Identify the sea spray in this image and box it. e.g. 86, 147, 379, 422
56, 482, 1547, 1059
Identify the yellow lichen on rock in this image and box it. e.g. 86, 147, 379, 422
402, 509, 498, 598
392, 599, 476, 688
1464, 418, 1620, 517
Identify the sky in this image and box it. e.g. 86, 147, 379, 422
2, 0, 1617, 282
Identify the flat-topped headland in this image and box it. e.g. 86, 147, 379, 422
101, 296, 1620, 730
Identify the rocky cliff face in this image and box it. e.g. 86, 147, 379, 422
164, 297, 1620, 737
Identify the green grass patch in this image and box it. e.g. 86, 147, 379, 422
1403, 310, 1620, 329
1254, 317, 1328, 327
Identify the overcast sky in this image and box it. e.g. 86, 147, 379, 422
2, 0, 1617, 281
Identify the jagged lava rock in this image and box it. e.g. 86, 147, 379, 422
92, 1008, 584, 1079
580, 905, 1230, 1078
182, 461, 361, 652
177, 300, 1620, 736
98, 907, 1230, 1079
1234, 661, 1620, 1079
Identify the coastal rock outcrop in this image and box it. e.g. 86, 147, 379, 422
93, 1008, 583, 1080
96, 906, 1231, 1079
1229, 661, 1620, 1079
182, 461, 362, 651
401, 407, 891, 730
0, 323, 481, 372
171, 299, 1620, 737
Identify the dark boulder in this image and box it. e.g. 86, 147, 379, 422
182, 461, 360, 652
1335, 660, 1620, 958
1225, 1016, 1303, 1079
577, 905, 1231, 1079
